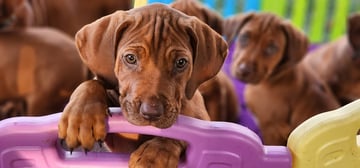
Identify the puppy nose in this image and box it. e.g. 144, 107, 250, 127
237, 63, 253, 78
140, 97, 164, 120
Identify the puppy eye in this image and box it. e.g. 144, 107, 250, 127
175, 58, 188, 71
123, 54, 137, 64
265, 44, 278, 56
239, 33, 249, 47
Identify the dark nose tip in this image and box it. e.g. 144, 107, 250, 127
140, 97, 164, 120
237, 63, 253, 78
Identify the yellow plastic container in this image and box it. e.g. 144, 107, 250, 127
134, 0, 148, 8
288, 99, 360, 168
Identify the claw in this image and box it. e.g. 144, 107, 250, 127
107, 108, 112, 117
98, 140, 103, 148
70, 148, 74, 155
60, 139, 65, 146
84, 148, 89, 155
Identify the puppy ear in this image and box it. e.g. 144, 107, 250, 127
199, 6, 224, 35
75, 10, 132, 86
348, 13, 360, 51
170, 0, 224, 34
279, 21, 309, 69
223, 12, 254, 44
185, 18, 228, 99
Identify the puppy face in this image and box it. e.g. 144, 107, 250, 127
75, 4, 228, 128
226, 13, 308, 84
231, 14, 286, 83
114, 22, 194, 128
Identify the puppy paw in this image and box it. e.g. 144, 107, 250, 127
129, 137, 184, 168
58, 80, 109, 151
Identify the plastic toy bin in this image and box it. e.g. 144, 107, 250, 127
288, 99, 360, 168
0, 108, 291, 168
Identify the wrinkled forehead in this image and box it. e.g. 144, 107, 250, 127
242, 15, 283, 35
118, 5, 194, 54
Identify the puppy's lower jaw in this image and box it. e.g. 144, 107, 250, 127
120, 97, 180, 128
121, 107, 179, 129
234, 73, 261, 84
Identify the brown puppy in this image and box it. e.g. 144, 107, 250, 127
170, 0, 239, 122
58, 4, 227, 167
224, 12, 340, 145
0, 28, 87, 119
0, 0, 133, 36
303, 13, 360, 105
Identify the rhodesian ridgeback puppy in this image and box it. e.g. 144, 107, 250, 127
224, 12, 340, 145
303, 13, 360, 105
58, 4, 228, 167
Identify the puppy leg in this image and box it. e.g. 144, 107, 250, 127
58, 80, 109, 151
129, 137, 185, 168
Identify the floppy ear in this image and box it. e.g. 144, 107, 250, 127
185, 18, 228, 99
75, 10, 132, 87
199, 5, 224, 35
170, 0, 224, 34
348, 13, 360, 52
223, 12, 254, 44
278, 21, 309, 70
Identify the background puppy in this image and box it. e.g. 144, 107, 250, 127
224, 12, 340, 145
58, 4, 228, 167
0, 0, 133, 36
0, 28, 87, 119
170, 0, 223, 34
303, 13, 360, 105
170, 0, 239, 122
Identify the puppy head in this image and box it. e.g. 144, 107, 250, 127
348, 13, 360, 56
169, 0, 223, 34
0, 0, 32, 29
75, 4, 228, 128
225, 13, 309, 84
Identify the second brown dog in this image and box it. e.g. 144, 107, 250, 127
303, 13, 360, 106
0, 0, 133, 36
170, 0, 239, 123
224, 12, 340, 145
0, 28, 87, 119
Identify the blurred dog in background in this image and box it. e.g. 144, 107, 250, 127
0, 28, 87, 119
304, 13, 360, 106
0, 0, 133, 36
0, 0, 133, 119
171, 0, 239, 123
224, 12, 340, 145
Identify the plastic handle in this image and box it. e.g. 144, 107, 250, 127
288, 99, 360, 168
0, 108, 291, 168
